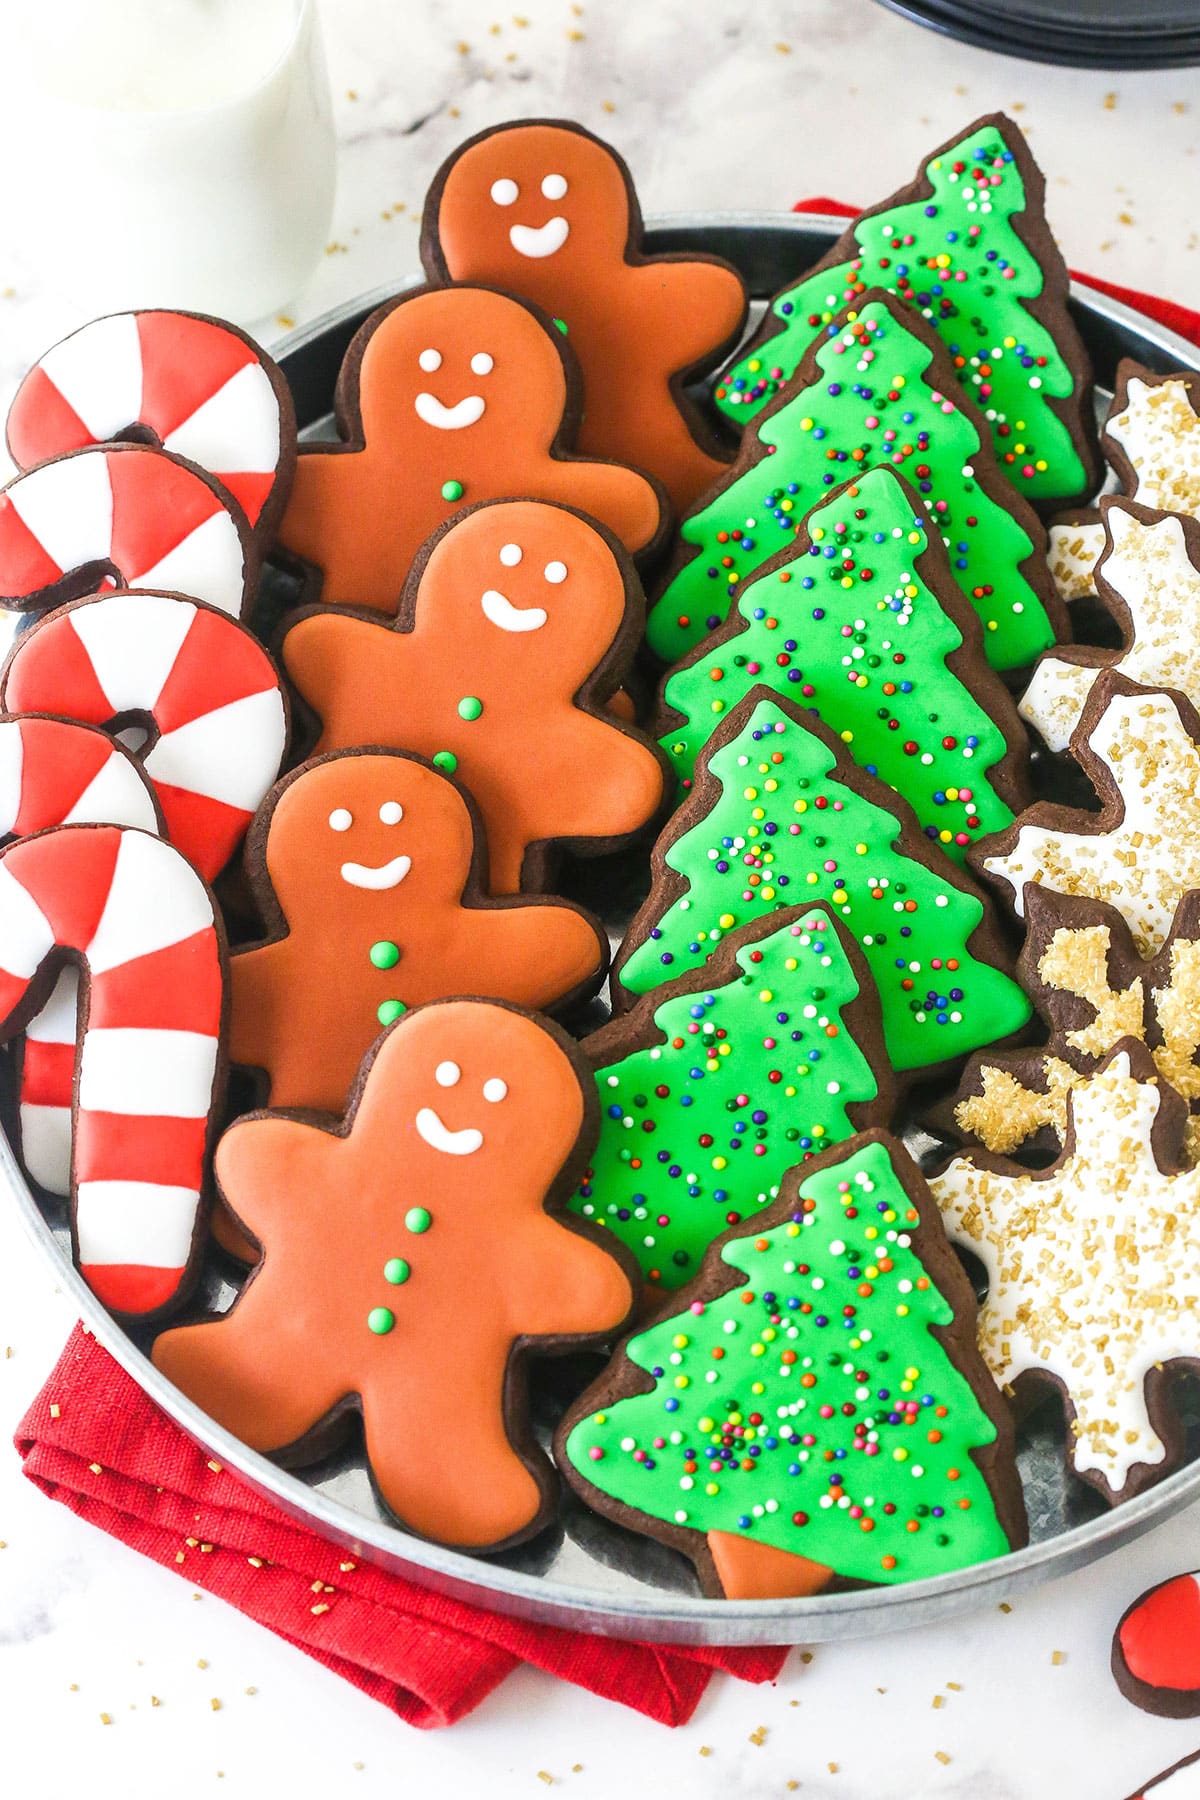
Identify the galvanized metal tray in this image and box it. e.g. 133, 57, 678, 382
9, 214, 1200, 1646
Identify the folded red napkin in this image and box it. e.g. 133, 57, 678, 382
16, 1326, 787, 1727
793, 197, 1200, 348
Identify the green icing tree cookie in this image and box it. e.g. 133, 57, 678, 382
646, 289, 1064, 671
558, 1131, 1024, 1599
571, 905, 891, 1291
655, 464, 1029, 868
616, 689, 1031, 1076
714, 113, 1097, 512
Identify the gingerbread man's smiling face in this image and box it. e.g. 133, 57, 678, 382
433, 124, 631, 276
390, 1002, 585, 1181
264, 752, 477, 921
357, 287, 569, 451
412, 498, 628, 684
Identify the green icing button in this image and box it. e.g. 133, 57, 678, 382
441, 479, 464, 502
377, 999, 406, 1026
457, 696, 483, 721
383, 1257, 410, 1285
405, 1206, 432, 1235
370, 940, 400, 970
367, 1306, 395, 1335
432, 750, 458, 774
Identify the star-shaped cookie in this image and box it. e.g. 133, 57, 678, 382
935, 884, 1200, 1160
154, 999, 637, 1550
1047, 361, 1200, 605
1022, 499, 1200, 751
975, 670, 1200, 958
930, 1043, 1200, 1503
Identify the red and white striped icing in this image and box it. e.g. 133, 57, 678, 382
0, 444, 250, 617
0, 715, 162, 1199
0, 825, 223, 1316
2, 590, 287, 879
6, 312, 285, 530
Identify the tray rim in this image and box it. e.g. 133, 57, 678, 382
12, 209, 1200, 1646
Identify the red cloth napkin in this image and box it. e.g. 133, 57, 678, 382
16, 1326, 787, 1728
793, 196, 1200, 349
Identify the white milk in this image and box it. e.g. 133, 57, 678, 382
3, 0, 336, 319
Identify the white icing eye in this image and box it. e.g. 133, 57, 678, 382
435, 1061, 461, 1088
483, 1077, 508, 1103
544, 561, 568, 584
379, 801, 403, 825
328, 808, 352, 832
541, 173, 568, 201
470, 351, 494, 376
499, 542, 523, 567
418, 348, 442, 373
490, 178, 519, 206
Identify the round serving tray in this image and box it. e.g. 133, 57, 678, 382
9, 213, 1200, 1646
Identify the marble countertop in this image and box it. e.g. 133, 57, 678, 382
2, 2, 1200, 1795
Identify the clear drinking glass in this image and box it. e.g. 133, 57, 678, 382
1, 0, 337, 321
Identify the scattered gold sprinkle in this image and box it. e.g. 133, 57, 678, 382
456, 40, 469, 53
828, 1763, 839, 1775
749, 1725, 768, 1746
572, 1767, 582, 1775
49, 1403, 60, 1419
205, 1459, 221, 1476
339, 1561, 357, 1573
245, 1687, 257, 1696
151, 1697, 161, 1708
935, 1750, 952, 1766
1104, 91, 1118, 108
699, 1746, 711, 1758
537, 1775, 554, 1787
932, 1694, 944, 1709
567, 27, 585, 39
174, 1551, 186, 1564
1175, 101, 1191, 113
800, 1651, 814, 1664
947, 1681, 963, 1691
248, 1557, 264, 1569
88, 1462, 102, 1475
353, 1763, 364, 1772
345, 89, 358, 100
1052, 1650, 1066, 1665
311, 1603, 331, 1616
197, 1659, 208, 1670
210, 1698, 221, 1712
601, 101, 615, 113
775, 42, 792, 53
100, 1713, 112, 1725
276, 316, 295, 330
69, 1684, 78, 1693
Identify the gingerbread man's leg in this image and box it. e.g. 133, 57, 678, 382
153, 1292, 350, 1457
360, 1347, 546, 1548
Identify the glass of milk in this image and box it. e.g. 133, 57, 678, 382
2, 0, 336, 321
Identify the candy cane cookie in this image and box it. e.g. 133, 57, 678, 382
0, 442, 256, 618
1, 589, 289, 880
0, 715, 163, 1198
0, 824, 226, 1318
6, 311, 296, 541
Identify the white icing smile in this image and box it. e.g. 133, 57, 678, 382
415, 1105, 483, 1156
340, 854, 412, 890
509, 217, 570, 259
481, 587, 547, 633
414, 392, 486, 431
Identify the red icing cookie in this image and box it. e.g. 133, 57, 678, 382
0, 443, 256, 619
1114, 1571, 1200, 1717
153, 999, 638, 1550
6, 309, 295, 541
274, 284, 666, 614
229, 749, 609, 1111
422, 119, 747, 516
281, 499, 667, 894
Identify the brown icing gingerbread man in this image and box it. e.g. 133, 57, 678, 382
229, 750, 607, 1111
281, 499, 668, 895
422, 119, 748, 517
154, 999, 638, 1550
275, 284, 666, 613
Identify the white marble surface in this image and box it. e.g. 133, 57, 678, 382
3, 1, 1200, 1794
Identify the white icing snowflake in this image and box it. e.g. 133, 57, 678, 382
1023, 506, 1200, 751
984, 683, 1200, 956
931, 1051, 1200, 1493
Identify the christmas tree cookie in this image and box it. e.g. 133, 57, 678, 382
647, 290, 1064, 671
616, 689, 1031, 1077
570, 906, 891, 1290
715, 114, 1097, 512
656, 464, 1029, 868
558, 1129, 1026, 1599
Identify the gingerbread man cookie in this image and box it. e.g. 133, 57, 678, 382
154, 999, 638, 1550
422, 119, 747, 516
229, 749, 608, 1112
275, 285, 666, 613
281, 500, 667, 894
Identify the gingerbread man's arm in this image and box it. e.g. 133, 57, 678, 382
280, 611, 375, 734
505, 1212, 635, 1340
472, 897, 605, 1005
529, 707, 665, 846
228, 939, 301, 1086
153, 1271, 349, 1456
628, 259, 747, 370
